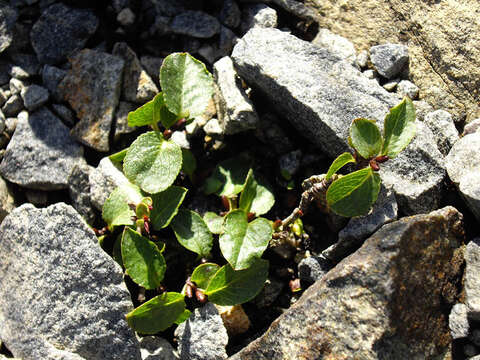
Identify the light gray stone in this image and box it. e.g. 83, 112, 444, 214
278, 149, 302, 177
240, 4, 277, 34
0, 175, 15, 222
41, 65, 66, 102
203, 118, 223, 135
449, 303, 469, 339
363, 69, 379, 80
68, 163, 96, 225
114, 101, 137, 140
423, 110, 459, 156
89, 157, 129, 211
174, 303, 228, 360
298, 255, 331, 284
370, 43, 409, 79
214, 56, 258, 134
20, 84, 49, 111
219, 0, 241, 29
0, 109, 83, 190
382, 79, 398, 92
1, 94, 23, 117
397, 79, 419, 99
9, 77, 25, 95
170, 11, 220, 38
459, 172, 480, 221
312, 28, 356, 66
356, 50, 368, 68
463, 118, 480, 136
138, 336, 178, 360
465, 239, 480, 321
0, 5, 17, 54
117, 8, 135, 26
4, 117, 16, 135
0, 203, 141, 360
170, 130, 190, 149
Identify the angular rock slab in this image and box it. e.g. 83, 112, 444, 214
231, 207, 464, 359
59, 49, 124, 152
0, 203, 141, 360
0, 109, 83, 190
232, 28, 445, 214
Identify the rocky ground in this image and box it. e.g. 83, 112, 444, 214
0, 0, 479, 359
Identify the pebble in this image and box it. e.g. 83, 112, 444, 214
463, 118, 480, 136
356, 50, 368, 68
0, 175, 15, 222
298, 255, 331, 284
138, 336, 178, 360
170, 11, 220, 38
369, 43, 409, 79
397, 79, 419, 99
215, 304, 250, 336
203, 118, 223, 135
278, 150, 302, 177
9, 53, 40, 79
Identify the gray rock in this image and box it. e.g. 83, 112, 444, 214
369, 43, 409, 79
471, 329, 480, 347
459, 172, 480, 221
312, 28, 357, 66
240, 4, 277, 34
170, 130, 190, 149
230, 206, 464, 359
114, 101, 137, 141
174, 303, 228, 360
198, 44, 220, 65
423, 110, 459, 156
117, 8, 135, 26
9, 77, 24, 95
254, 278, 284, 308
20, 84, 49, 111
232, 28, 444, 215
138, 336, 178, 360
9, 53, 40, 79
356, 50, 368, 68
153, 0, 186, 17
0, 61, 11, 85
204, 118, 223, 135
0, 89, 7, 107
89, 157, 129, 211
68, 163, 96, 225
112, 42, 158, 104
170, 11, 220, 38
465, 239, 480, 321
463, 118, 480, 136
0, 5, 17, 54
140, 56, 163, 86
4, 116, 16, 135
1, 94, 23, 117
214, 56, 258, 134
363, 69, 379, 80
324, 185, 398, 261
449, 303, 469, 340
298, 255, 331, 284
397, 79, 419, 99
382, 79, 398, 92
59, 49, 125, 152
278, 149, 302, 177
0, 109, 83, 190
51, 103, 76, 127
0, 111, 4, 133
0, 175, 15, 222
41, 65, 66, 102
0, 203, 141, 360
269, 0, 316, 21
30, 3, 99, 64
219, 0, 241, 28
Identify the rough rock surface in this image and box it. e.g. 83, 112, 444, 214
231, 206, 464, 359
0, 175, 14, 222
423, 110, 459, 156
138, 336, 178, 360
0, 109, 83, 190
449, 303, 469, 340
464, 239, 480, 321
305, 0, 480, 122
68, 163, 96, 225
0, 203, 141, 360
59, 49, 124, 152
240, 4, 277, 34
30, 3, 98, 65
369, 44, 408, 79
0, 5, 17, 54
298, 255, 331, 284
170, 11, 220, 38
312, 28, 356, 66
20, 84, 49, 111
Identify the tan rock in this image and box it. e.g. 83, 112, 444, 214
215, 304, 250, 336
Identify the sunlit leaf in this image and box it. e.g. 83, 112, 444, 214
170, 209, 213, 257
325, 152, 356, 181
350, 118, 382, 159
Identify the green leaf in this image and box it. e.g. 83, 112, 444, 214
174, 309, 191, 325
127, 93, 161, 127
219, 210, 272, 270
181, 148, 197, 180
160, 53, 214, 118
153, 92, 178, 129
126, 292, 186, 334
239, 170, 275, 216
349, 118, 382, 159
123, 131, 182, 194
326, 152, 356, 181
109, 148, 128, 163
205, 259, 269, 306
102, 183, 143, 229
121, 228, 166, 289
150, 186, 188, 230
203, 156, 251, 196
170, 209, 213, 257
381, 97, 416, 158
191, 263, 220, 290
203, 211, 224, 234
326, 167, 381, 217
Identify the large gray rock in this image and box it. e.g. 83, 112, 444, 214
68, 163, 96, 225
465, 239, 480, 321
312, 28, 357, 66
0, 5, 17, 54
230, 206, 464, 359
232, 28, 445, 215
30, 3, 98, 64
0, 203, 141, 360
170, 11, 220, 38
423, 110, 459, 156
0, 109, 83, 190
174, 303, 228, 360
59, 49, 125, 152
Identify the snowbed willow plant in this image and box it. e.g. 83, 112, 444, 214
100, 52, 416, 334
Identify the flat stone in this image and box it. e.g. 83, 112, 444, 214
0, 175, 15, 222
1, 94, 23, 117
463, 118, 480, 136
370, 43, 409, 79
112, 42, 158, 104
30, 3, 98, 64
0, 5, 17, 54
214, 56, 258, 134
68, 163, 96, 225
219, 0, 241, 28
312, 28, 357, 66
397, 79, 419, 99
174, 303, 228, 360
449, 303, 469, 340
466, 239, 480, 321
114, 101, 137, 141
0, 109, 83, 190
0, 203, 141, 359
298, 255, 331, 284
20, 84, 49, 111
170, 11, 220, 39
423, 110, 459, 156
138, 336, 177, 360
41, 65, 66, 102
59, 49, 125, 152
230, 206, 464, 359
240, 4, 277, 34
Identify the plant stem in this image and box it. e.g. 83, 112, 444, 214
151, 122, 160, 132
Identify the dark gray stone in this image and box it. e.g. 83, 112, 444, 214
0, 203, 141, 359
170, 11, 220, 38
42, 65, 66, 102
30, 3, 99, 65
68, 163, 96, 225
117, 8, 135, 26
278, 150, 302, 177
51, 103, 76, 127
153, 0, 187, 17
218, 25, 238, 56
219, 0, 241, 28
25, 189, 48, 206
0, 109, 83, 190
20, 84, 49, 111
254, 278, 284, 308
255, 113, 294, 155
449, 303, 469, 340
370, 43, 409, 79
0, 5, 17, 54
298, 255, 331, 284
269, 0, 316, 21
114, 101, 137, 141
1, 94, 23, 117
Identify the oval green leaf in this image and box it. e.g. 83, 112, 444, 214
126, 292, 186, 334
326, 152, 356, 181
160, 53, 214, 118
121, 228, 166, 289
150, 186, 188, 230
102, 183, 143, 229
205, 259, 269, 306
123, 131, 182, 194
381, 97, 416, 158
203, 156, 251, 197
239, 169, 275, 216
350, 118, 382, 159
170, 209, 213, 257
109, 148, 128, 164
220, 210, 273, 270
326, 167, 381, 217
127, 93, 161, 127
191, 263, 221, 290
203, 211, 224, 234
